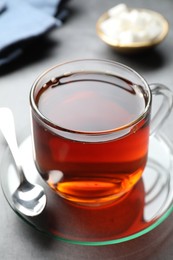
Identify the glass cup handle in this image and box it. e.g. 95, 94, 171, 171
150, 83, 173, 135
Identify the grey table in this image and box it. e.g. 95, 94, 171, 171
1, 0, 173, 259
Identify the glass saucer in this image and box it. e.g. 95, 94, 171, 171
1, 132, 173, 246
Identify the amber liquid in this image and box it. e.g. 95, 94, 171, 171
32, 72, 150, 205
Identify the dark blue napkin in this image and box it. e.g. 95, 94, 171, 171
0, 0, 69, 66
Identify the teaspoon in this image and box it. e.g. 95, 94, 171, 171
0, 107, 46, 217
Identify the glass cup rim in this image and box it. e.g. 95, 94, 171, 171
30, 58, 152, 135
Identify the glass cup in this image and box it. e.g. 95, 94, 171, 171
30, 59, 173, 206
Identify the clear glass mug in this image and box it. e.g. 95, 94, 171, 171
30, 59, 173, 206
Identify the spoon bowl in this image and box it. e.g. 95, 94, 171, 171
0, 107, 46, 216
12, 178, 46, 217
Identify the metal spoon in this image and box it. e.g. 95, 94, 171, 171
0, 107, 46, 217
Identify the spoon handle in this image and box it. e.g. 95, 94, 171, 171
0, 107, 25, 182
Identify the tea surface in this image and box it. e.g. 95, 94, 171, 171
36, 72, 147, 132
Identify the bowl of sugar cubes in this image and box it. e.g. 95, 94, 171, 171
96, 3, 169, 53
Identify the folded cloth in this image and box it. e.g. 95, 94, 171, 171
0, 1, 6, 14
0, 0, 69, 66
